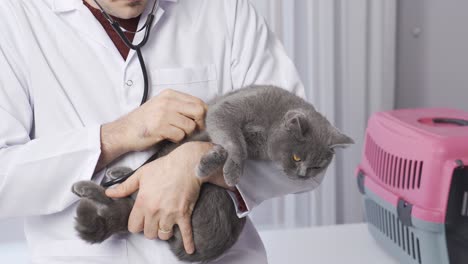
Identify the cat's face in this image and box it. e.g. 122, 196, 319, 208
269, 109, 353, 181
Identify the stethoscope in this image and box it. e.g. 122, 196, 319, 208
92, 0, 159, 106
93, 0, 161, 188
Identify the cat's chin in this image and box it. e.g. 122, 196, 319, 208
287, 174, 315, 181
285, 170, 326, 190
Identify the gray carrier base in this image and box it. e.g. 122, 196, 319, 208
362, 187, 449, 264
358, 164, 468, 264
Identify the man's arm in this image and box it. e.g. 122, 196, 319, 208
0, 27, 105, 217
96, 89, 207, 171
0, 69, 205, 220
0, 3, 206, 218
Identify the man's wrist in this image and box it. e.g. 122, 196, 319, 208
96, 121, 132, 171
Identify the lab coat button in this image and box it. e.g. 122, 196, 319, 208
126, 80, 134, 87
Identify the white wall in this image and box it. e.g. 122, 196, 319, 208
396, 0, 468, 110
248, 0, 397, 228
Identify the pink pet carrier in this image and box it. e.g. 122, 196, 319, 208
356, 108, 468, 264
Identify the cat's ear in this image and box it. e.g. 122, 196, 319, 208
284, 110, 309, 139
329, 126, 354, 150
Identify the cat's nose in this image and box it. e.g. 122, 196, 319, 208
298, 167, 308, 177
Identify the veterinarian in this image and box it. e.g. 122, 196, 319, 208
0, 0, 306, 263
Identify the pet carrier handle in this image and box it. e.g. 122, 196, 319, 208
433, 118, 468, 126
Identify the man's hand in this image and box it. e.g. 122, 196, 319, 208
96, 89, 207, 171
119, 89, 208, 151
104, 142, 230, 254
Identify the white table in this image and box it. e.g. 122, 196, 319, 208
0, 223, 398, 264
259, 223, 399, 264
0, 241, 28, 264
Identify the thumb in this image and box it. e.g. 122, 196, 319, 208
105, 174, 140, 198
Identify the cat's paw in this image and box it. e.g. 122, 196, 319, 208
72, 181, 102, 197
72, 181, 112, 204
75, 198, 113, 243
196, 145, 228, 178
223, 158, 243, 187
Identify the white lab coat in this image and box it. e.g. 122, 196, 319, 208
0, 0, 308, 263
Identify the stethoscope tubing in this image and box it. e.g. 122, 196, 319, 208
93, 0, 159, 187
100, 150, 161, 188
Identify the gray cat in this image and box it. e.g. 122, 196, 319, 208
72, 85, 353, 262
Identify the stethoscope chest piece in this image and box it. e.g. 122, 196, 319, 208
105, 166, 134, 181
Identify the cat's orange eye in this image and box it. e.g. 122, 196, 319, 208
292, 154, 302, 162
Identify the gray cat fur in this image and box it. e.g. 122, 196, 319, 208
72, 85, 354, 263
197, 85, 353, 185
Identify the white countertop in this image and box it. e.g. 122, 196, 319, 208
0, 241, 28, 264
0, 223, 398, 264
259, 223, 399, 264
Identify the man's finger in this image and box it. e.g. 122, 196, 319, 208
168, 113, 197, 136
157, 217, 175, 241
162, 97, 206, 130
161, 125, 186, 143
178, 217, 195, 254
169, 100, 206, 122
162, 89, 206, 107
143, 216, 159, 239
128, 207, 145, 234
105, 173, 140, 198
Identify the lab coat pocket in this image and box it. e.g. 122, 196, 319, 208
31, 239, 128, 264
151, 64, 218, 102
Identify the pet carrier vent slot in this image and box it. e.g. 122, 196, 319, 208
365, 199, 422, 263
364, 135, 424, 190
461, 191, 468, 216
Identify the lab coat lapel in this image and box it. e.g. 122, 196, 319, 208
69, 4, 120, 54
52, 0, 172, 63
51, 0, 115, 51
52, 0, 131, 56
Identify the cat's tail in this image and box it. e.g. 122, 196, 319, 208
74, 198, 112, 244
